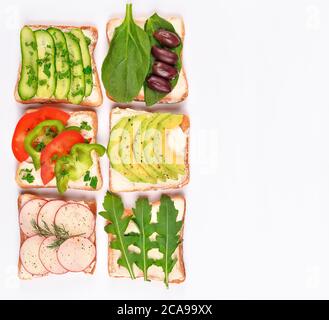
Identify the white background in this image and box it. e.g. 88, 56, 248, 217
0, 0, 329, 300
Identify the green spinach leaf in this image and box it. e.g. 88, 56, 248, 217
144, 13, 183, 106
101, 3, 151, 102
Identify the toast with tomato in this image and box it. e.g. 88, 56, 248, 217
15, 25, 102, 107
18, 193, 97, 280
13, 107, 105, 193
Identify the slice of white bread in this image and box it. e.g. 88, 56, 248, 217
18, 193, 97, 280
15, 25, 103, 107
106, 17, 188, 104
108, 195, 186, 284
16, 109, 103, 191
109, 107, 190, 192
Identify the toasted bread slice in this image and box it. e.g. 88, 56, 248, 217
108, 195, 186, 284
18, 193, 97, 280
105, 17, 188, 104
109, 107, 190, 192
16, 109, 103, 191
15, 25, 103, 107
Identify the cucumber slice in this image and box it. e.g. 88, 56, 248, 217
70, 29, 93, 97
35, 30, 56, 98
18, 26, 38, 100
64, 32, 85, 105
47, 28, 70, 99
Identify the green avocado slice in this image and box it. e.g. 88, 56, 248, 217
120, 116, 157, 184
156, 114, 186, 176
108, 117, 142, 182
131, 114, 167, 182
143, 113, 179, 180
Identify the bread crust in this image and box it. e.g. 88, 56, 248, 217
109, 107, 190, 192
15, 109, 103, 191
15, 25, 103, 107
17, 194, 97, 279
105, 17, 188, 105
107, 195, 186, 284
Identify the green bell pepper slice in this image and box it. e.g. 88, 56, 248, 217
55, 143, 106, 193
24, 120, 65, 170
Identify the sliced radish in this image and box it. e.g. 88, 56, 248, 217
20, 199, 47, 237
55, 203, 95, 238
37, 200, 66, 231
57, 237, 96, 272
39, 236, 68, 275
20, 235, 48, 276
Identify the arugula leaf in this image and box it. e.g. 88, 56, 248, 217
131, 198, 156, 281
144, 13, 183, 106
99, 192, 136, 279
154, 195, 182, 287
101, 3, 151, 102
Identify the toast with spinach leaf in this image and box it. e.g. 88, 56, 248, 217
105, 15, 188, 105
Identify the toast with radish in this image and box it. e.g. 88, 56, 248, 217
15, 25, 102, 107
13, 107, 105, 193
18, 194, 97, 280
108, 107, 190, 192
99, 193, 186, 287
103, 4, 188, 106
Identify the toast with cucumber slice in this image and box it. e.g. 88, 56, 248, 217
15, 25, 102, 107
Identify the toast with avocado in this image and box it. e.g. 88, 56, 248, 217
18, 194, 97, 280
109, 107, 190, 192
13, 107, 105, 193
99, 193, 186, 287
103, 4, 188, 106
15, 25, 102, 107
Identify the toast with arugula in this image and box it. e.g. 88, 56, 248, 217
15, 25, 102, 107
18, 194, 97, 280
103, 4, 188, 106
13, 107, 105, 193
99, 193, 185, 287
109, 107, 190, 192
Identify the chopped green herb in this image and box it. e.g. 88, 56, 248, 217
43, 63, 51, 78
85, 36, 91, 46
20, 169, 35, 184
83, 170, 97, 189
25, 41, 37, 50
45, 127, 57, 138
39, 79, 47, 86
35, 141, 46, 152
83, 170, 91, 181
83, 66, 92, 75
26, 65, 37, 87
90, 176, 98, 189
80, 121, 92, 131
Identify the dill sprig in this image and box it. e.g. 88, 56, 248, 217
31, 219, 84, 249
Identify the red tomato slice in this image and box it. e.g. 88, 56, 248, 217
12, 107, 70, 162
40, 130, 85, 185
